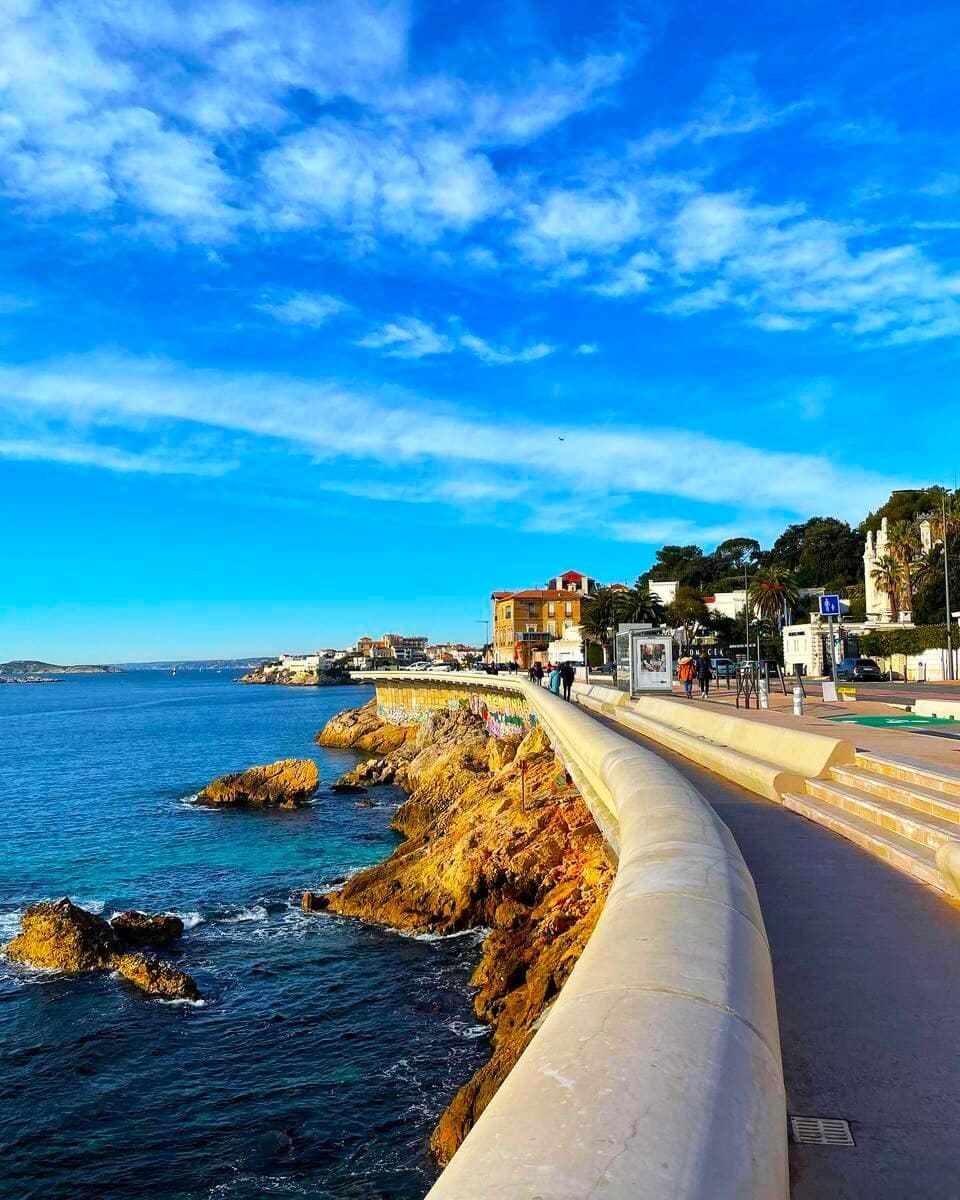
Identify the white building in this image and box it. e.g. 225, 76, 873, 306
279, 652, 321, 673
863, 515, 934, 626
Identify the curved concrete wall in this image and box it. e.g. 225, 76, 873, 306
359, 673, 788, 1200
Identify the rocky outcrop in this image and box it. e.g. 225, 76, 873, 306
315, 699, 416, 754
114, 953, 200, 1000
301, 891, 328, 913
4, 898, 201, 1000
313, 708, 612, 1165
5, 898, 118, 971
239, 664, 351, 687
111, 911, 184, 948
197, 758, 319, 808
487, 735, 520, 772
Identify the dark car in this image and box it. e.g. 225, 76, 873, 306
836, 657, 884, 682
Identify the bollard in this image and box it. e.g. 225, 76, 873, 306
793, 686, 804, 717
758, 678, 769, 710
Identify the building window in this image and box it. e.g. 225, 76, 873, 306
565, 602, 573, 617
547, 620, 556, 635
547, 602, 555, 616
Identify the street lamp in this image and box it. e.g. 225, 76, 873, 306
476, 618, 490, 662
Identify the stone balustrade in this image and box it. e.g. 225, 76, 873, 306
355, 672, 788, 1200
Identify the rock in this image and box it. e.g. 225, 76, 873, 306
111, 911, 184, 948
514, 723, 551, 764
334, 755, 402, 789
301, 891, 329, 913
315, 699, 416, 753
197, 758, 319, 808
488, 736, 520, 772
316, 701, 613, 1164
331, 782, 368, 794
5, 898, 118, 972
114, 953, 201, 1000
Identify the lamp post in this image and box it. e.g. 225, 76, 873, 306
943, 488, 954, 681
476, 618, 490, 664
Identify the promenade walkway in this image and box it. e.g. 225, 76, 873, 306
671, 681, 960, 772
586, 706, 960, 1199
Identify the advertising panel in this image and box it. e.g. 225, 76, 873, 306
630, 635, 672, 694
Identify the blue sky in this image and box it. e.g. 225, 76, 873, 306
2, 0, 958, 661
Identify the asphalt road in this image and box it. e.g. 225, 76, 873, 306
586, 706, 960, 1199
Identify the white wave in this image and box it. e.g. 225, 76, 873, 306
218, 904, 269, 924
399, 926, 490, 944
447, 1020, 489, 1039
159, 996, 207, 1008
175, 911, 204, 930
0, 909, 23, 939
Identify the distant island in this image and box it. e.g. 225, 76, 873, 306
0, 660, 121, 675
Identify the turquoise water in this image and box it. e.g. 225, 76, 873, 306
0, 672, 488, 1200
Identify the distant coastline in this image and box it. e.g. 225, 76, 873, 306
0, 660, 121, 676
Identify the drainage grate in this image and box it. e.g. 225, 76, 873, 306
790, 1116, 855, 1146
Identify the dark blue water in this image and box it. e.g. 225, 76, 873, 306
0, 673, 488, 1200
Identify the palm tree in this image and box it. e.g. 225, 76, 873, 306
886, 521, 921, 616
615, 579, 665, 626
930, 488, 960, 545
871, 554, 900, 622
748, 566, 801, 630
579, 587, 620, 664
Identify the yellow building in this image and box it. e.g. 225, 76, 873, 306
492, 589, 584, 667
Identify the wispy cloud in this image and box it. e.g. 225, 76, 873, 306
255, 291, 349, 328
358, 317, 556, 364
0, 353, 910, 530
357, 317, 455, 358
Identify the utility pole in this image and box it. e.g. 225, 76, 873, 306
744, 563, 751, 662
943, 488, 954, 681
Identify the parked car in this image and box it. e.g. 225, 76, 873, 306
710, 657, 736, 678
836, 657, 884, 682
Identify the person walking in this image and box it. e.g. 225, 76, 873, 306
548, 663, 562, 695
559, 660, 575, 701
696, 651, 713, 698
677, 653, 696, 699
532, 661, 544, 686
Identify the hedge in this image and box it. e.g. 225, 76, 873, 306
859, 625, 953, 657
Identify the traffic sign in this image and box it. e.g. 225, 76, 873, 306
819, 594, 841, 617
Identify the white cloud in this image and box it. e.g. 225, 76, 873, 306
357, 316, 556, 364
574, 343, 599, 355
0, 435, 233, 476
590, 250, 660, 297
458, 333, 554, 365
256, 291, 349, 328
260, 121, 503, 242
517, 186, 648, 262
357, 317, 454, 358
0, 353, 911, 526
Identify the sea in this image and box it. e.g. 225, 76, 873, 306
0, 672, 489, 1200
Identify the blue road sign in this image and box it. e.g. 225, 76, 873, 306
819, 594, 841, 617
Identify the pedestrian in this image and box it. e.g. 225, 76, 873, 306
528, 664, 537, 682
548, 663, 562, 695
696, 651, 713, 698
559, 660, 576, 701
677, 653, 696, 699
532, 661, 544, 686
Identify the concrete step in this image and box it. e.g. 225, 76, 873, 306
806, 779, 960, 854
782, 793, 944, 891
829, 765, 960, 827
855, 752, 960, 798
